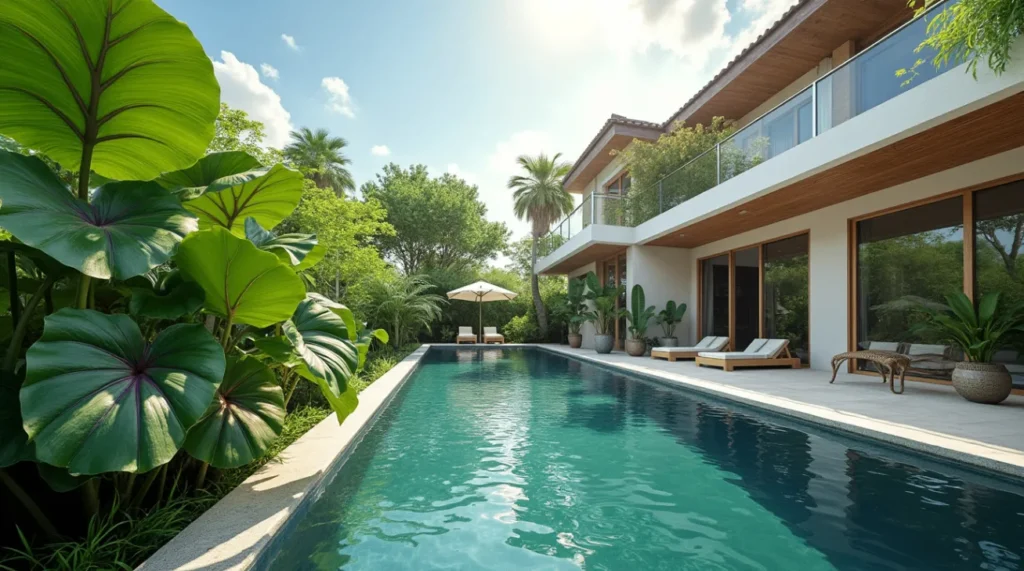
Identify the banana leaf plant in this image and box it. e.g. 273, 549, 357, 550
625, 284, 657, 341
656, 300, 687, 339
914, 292, 1024, 362
564, 276, 588, 335
0, 0, 373, 534
580, 271, 626, 336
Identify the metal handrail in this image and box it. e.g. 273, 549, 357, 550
541, 0, 954, 245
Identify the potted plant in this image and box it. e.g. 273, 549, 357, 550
625, 285, 656, 356
581, 271, 625, 354
564, 276, 588, 348
918, 292, 1024, 404
655, 300, 687, 347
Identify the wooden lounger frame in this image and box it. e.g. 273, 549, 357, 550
695, 346, 801, 372
456, 337, 476, 345
651, 348, 702, 362
483, 336, 504, 345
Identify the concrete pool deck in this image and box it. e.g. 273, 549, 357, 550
537, 344, 1024, 478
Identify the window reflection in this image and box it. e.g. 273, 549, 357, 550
764, 235, 810, 363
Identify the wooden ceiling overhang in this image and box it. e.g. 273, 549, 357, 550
645, 93, 1024, 249
664, 0, 913, 129
538, 243, 627, 276
563, 123, 661, 193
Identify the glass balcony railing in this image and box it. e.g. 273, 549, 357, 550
537, 193, 623, 258
539, 0, 959, 249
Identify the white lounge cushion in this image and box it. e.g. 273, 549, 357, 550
458, 326, 474, 336
698, 339, 789, 360
698, 352, 775, 360
655, 337, 729, 353
758, 339, 788, 358
484, 327, 500, 336
744, 339, 769, 353
867, 341, 900, 352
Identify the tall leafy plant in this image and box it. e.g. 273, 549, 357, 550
580, 271, 625, 336
916, 292, 1024, 362
0, 0, 379, 535
656, 300, 687, 339
564, 276, 588, 335
625, 285, 656, 341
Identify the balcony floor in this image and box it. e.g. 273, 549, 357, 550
539, 344, 1024, 477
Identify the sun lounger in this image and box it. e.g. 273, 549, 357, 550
456, 326, 476, 344
695, 338, 801, 371
830, 350, 911, 394
483, 326, 504, 344
651, 336, 729, 361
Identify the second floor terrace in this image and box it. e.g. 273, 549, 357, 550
536, 0, 1024, 274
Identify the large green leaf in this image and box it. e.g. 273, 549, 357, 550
129, 275, 204, 320
305, 293, 357, 337
244, 217, 321, 268
184, 356, 284, 469
184, 164, 303, 235
285, 299, 359, 392
175, 227, 305, 328
0, 372, 31, 468
156, 152, 263, 201
0, 151, 197, 279
20, 309, 225, 475
0, 0, 220, 181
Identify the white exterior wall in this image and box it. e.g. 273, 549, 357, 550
673, 146, 1024, 370
625, 246, 693, 344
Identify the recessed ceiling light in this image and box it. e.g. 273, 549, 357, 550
739, 210, 749, 215
679, 233, 685, 237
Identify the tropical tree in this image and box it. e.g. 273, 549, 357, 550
208, 102, 282, 165
906, 0, 1024, 79
283, 127, 355, 195
364, 273, 447, 346
362, 164, 510, 274
508, 153, 574, 338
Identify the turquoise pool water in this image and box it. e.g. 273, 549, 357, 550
264, 349, 1024, 570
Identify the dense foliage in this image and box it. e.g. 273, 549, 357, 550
909, 0, 1024, 79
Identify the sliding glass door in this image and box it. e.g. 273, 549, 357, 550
701, 255, 730, 339
764, 235, 810, 363
699, 234, 809, 361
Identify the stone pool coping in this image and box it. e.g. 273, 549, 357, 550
536, 344, 1024, 479
137, 345, 430, 571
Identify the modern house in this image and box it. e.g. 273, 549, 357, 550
538, 0, 1024, 389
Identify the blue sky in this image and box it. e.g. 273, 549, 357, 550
160, 0, 796, 248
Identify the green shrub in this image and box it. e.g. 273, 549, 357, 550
503, 315, 539, 343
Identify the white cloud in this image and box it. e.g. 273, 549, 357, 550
321, 77, 356, 118
260, 63, 279, 80
445, 163, 477, 185
212, 51, 293, 148
371, 145, 391, 156
281, 34, 300, 51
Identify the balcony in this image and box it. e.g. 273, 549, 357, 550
535, 0, 1024, 272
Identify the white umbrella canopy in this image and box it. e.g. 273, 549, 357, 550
447, 281, 518, 342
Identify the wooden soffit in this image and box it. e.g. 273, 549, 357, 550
563, 123, 661, 193
539, 243, 626, 275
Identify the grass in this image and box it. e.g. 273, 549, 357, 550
0, 344, 420, 571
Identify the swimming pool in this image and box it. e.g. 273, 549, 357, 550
262, 348, 1024, 570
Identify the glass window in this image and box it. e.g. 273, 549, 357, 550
618, 254, 627, 346
975, 181, 1024, 389
856, 197, 964, 378
607, 177, 621, 195
621, 174, 631, 195
701, 255, 730, 339
764, 235, 810, 363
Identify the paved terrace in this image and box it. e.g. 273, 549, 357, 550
539, 344, 1024, 478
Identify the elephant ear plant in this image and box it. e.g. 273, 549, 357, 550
562, 276, 588, 347
0, 0, 382, 537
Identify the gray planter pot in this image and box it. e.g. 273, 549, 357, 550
951, 362, 1012, 404
625, 339, 646, 357
568, 333, 583, 349
658, 337, 678, 347
594, 334, 615, 354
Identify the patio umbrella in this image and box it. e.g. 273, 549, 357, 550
446, 281, 518, 342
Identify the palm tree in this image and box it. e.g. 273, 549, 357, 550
365, 274, 447, 346
508, 153, 574, 338
283, 127, 355, 196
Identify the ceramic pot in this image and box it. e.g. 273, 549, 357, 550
951, 362, 1012, 404
568, 333, 583, 349
594, 334, 615, 354
658, 337, 678, 348
625, 339, 646, 357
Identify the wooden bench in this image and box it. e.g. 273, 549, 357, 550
830, 350, 912, 394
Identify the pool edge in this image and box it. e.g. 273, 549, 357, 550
136, 345, 432, 571
536, 345, 1024, 480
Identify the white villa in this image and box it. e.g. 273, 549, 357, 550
538, 0, 1024, 390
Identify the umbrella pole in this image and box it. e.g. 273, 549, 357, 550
478, 294, 483, 343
